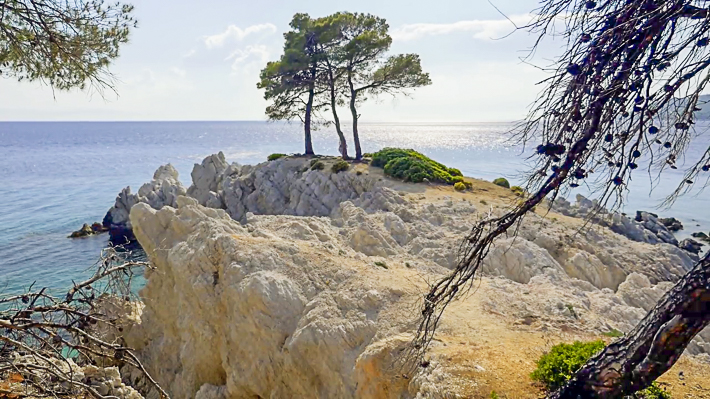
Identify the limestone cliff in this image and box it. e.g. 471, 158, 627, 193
118, 155, 710, 398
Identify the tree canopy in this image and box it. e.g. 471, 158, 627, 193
0, 0, 136, 92
412, 1, 710, 398
257, 11, 431, 158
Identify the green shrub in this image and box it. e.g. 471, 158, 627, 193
363, 152, 373, 158
374, 261, 388, 269
454, 182, 466, 191
493, 177, 510, 189
532, 340, 671, 398
331, 160, 350, 173
448, 167, 463, 177
371, 148, 459, 185
635, 383, 672, 399
268, 153, 287, 161
602, 328, 624, 338
511, 185, 525, 196
489, 391, 499, 399
531, 340, 606, 391
463, 181, 473, 189
310, 160, 325, 170
451, 176, 464, 184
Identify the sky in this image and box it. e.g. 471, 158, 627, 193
0, 0, 560, 122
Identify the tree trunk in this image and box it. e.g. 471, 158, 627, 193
347, 72, 363, 160
551, 252, 710, 398
303, 84, 315, 156
328, 71, 349, 159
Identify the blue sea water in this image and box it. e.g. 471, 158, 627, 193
0, 121, 708, 296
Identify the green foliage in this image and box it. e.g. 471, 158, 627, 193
0, 0, 136, 91
363, 153, 373, 158
634, 383, 672, 399
451, 176, 464, 184
331, 160, 350, 173
602, 329, 624, 338
454, 182, 466, 191
310, 160, 325, 170
532, 341, 672, 398
489, 392, 499, 399
268, 153, 287, 161
374, 261, 388, 269
448, 168, 463, 177
511, 186, 525, 196
531, 340, 606, 391
371, 148, 462, 185
493, 178, 511, 189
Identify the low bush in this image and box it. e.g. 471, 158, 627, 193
493, 177, 510, 189
371, 148, 460, 185
531, 340, 606, 391
532, 340, 671, 398
332, 160, 350, 173
374, 261, 388, 269
452, 176, 464, 184
454, 182, 466, 191
310, 160, 325, 170
602, 328, 624, 338
511, 185, 525, 196
448, 167, 463, 177
268, 153, 287, 161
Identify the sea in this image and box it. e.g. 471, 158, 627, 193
0, 121, 708, 296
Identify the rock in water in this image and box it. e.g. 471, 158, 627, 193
69, 223, 94, 238
659, 217, 683, 232
692, 231, 710, 243
679, 238, 704, 255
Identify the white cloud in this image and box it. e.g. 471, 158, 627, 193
226, 45, 271, 70
204, 23, 277, 48
392, 14, 533, 41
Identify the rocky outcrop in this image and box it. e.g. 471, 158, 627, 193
120, 180, 710, 398
186, 152, 230, 208
103, 164, 186, 245
552, 195, 684, 248
105, 155, 385, 244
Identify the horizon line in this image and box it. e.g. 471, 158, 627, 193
0, 119, 518, 124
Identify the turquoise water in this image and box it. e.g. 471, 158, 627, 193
0, 121, 707, 296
